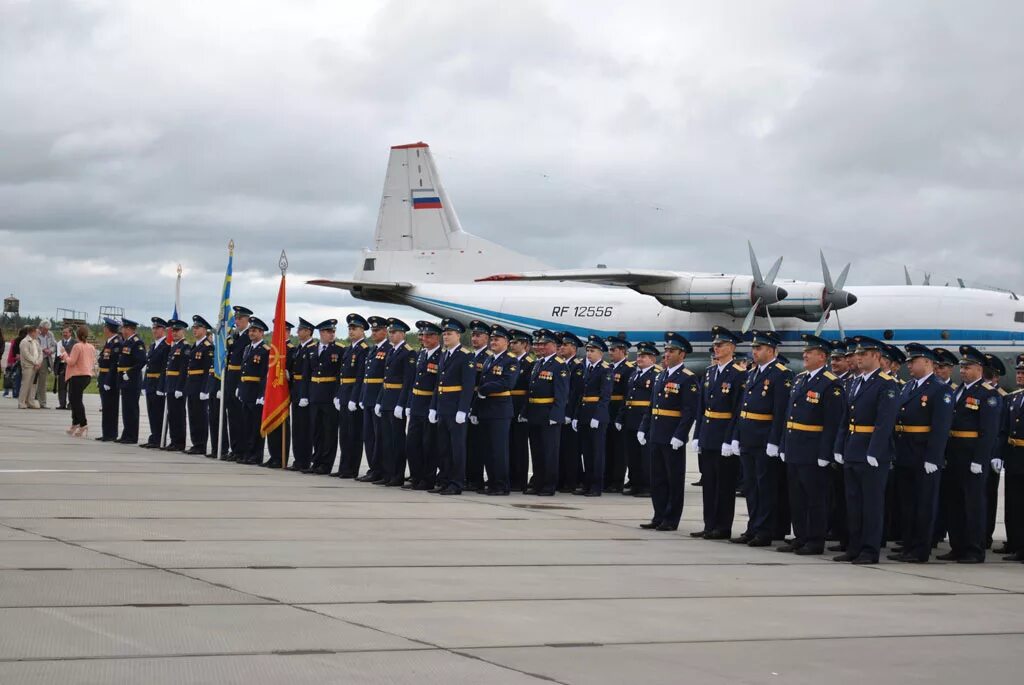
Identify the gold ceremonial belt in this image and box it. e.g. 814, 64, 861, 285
787, 421, 823, 432
581, 396, 602, 403
740, 411, 773, 421
950, 430, 979, 439
145, 373, 160, 378
704, 410, 733, 420
653, 408, 682, 418
848, 425, 875, 434
292, 375, 304, 380
165, 371, 180, 377
529, 397, 554, 404
510, 390, 527, 396
311, 377, 336, 383
438, 385, 463, 393
117, 366, 133, 372
627, 400, 651, 407
488, 391, 511, 397
1009, 437, 1024, 447
383, 383, 404, 390
227, 365, 242, 371
241, 376, 261, 382
412, 388, 433, 396
895, 425, 931, 434
364, 378, 384, 384
610, 394, 625, 401
187, 370, 205, 376
340, 377, 357, 384
98, 367, 110, 372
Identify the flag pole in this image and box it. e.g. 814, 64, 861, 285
217, 240, 233, 459
279, 251, 288, 469
161, 263, 183, 449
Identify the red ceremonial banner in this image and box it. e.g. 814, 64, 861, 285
260, 272, 290, 437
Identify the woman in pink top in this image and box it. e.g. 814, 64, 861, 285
64, 326, 96, 437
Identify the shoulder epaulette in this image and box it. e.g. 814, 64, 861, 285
950, 382, 959, 390
554, 356, 566, 364
878, 372, 893, 381
600, 361, 610, 368
461, 346, 473, 354
982, 381, 996, 391
823, 370, 837, 381
203, 339, 212, 347
732, 363, 744, 372
654, 364, 663, 372
1010, 388, 1024, 395
998, 387, 1008, 396
526, 353, 537, 362
625, 360, 635, 367
485, 350, 494, 356
775, 362, 788, 371
286, 342, 294, 349
683, 368, 695, 376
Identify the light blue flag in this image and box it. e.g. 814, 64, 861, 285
213, 247, 235, 380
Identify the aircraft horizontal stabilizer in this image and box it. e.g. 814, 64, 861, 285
476, 268, 679, 287
306, 278, 412, 292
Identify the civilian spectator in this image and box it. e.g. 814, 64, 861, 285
64, 325, 95, 437
36, 319, 57, 408
56, 325, 75, 409
18, 325, 42, 409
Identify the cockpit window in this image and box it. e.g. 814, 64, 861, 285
363, 258, 376, 272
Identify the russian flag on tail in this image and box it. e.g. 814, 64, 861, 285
412, 189, 442, 210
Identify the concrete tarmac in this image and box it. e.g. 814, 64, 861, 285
1, 394, 1021, 683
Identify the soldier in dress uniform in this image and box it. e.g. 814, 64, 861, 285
879, 344, 908, 547
113, 318, 146, 444
374, 318, 415, 486
729, 330, 793, 546
507, 329, 534, 492
471, 324, 520, 495
618, 341, 659, 498
692, 326, 745, 539
264, 321, 293, 469
336, 314, 369, 478
404, 321, 442, 490
184, 316, 215, 455
236, 317, 269, 465
572, 335, 612, 497
826, 339, 852, 551
140, 318, 170, 449
357, 316, 391, 482
465, 319, 493, 492
430, 318, 476, 495
887, 343, 955, 563
1000, 355, 1024, 561
603, 336, 633, 493
161, 319, 189, 451
932, 348, 958, 386
557, 331, 585, 492
983, 354, 1008, 551
523, 329, 569, 496
933, 345, 1001, 563
221, 306, 252, 460
289, 318, 318, 472
309, 319, 342, 475
880, 344, 906, 381
776, 334, 846, 555
638, 332, 700, 531
832, 336, 900, 565
96, 318, 122, 442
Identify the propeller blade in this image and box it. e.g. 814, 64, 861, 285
748, 241, 764, 286
765, 256, 783, 284
741, 298, 762, 333
904, 266, 913, 286
765, 306, 776, 332
923, 273, 931, 286
957, 278, 965, 288
820, 250, 834, 291
835, 263, 851, 290
836, 310, 845, 340
814, 304, 833, 336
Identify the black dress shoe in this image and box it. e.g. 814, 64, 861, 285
729, 534, 753, 545
747, 536, 773, 547
413, 483, 433, 491
604, 486, 622, 493
286, 465, 304, 472
371, 478, 388, 485
427, 486, 445, 494
886, 552, 908, 562
794, 546, 823, 556
185, 447, 205, 455
890, 546, 904, 554
832, 553, 856, 562
205, 453, 217, 459
639, 522, 661, 530
704, 530, 730, 540
486, 490, 510, 496
524, 488, 538, 495
776, 543, 800, 553
935, 552, 960, 561
355, 474, 373, 482
438, 486, 461, 496
401, 483, 415, 490
537, 491, 554, 496
385, 479, 404, 487
583, 491, 601, 497
956, 557, 984, 564
655, 523, 678, 531
264, 462, 281, 469
827, 543, 847, 552
621, 488, 634, 496
138, 443, 154, 449
851, 555, 878, 565
690, 531, 706, 538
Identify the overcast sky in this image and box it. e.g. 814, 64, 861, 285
2, 1, 1022, 326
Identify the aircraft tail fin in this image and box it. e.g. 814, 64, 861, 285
352, 143, 548, 284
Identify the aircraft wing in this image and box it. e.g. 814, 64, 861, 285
306, 278, 412, 291
475, 268, 679, 287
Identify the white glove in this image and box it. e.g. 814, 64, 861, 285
156, 390, 165, 397
637, 431, 647, 446
235, 389, 240, 399
731, 440, 740, 456
358, 401, 365, 410
331, 398, 338, 410
477, 392, 485, 400
670, 436, 684, 451
374, 404, 381, 417
867, 456, 879, 468
564, 416, 572, 425
469, 414, 479, 425
766, 443, 779, 458
924, 461, 938, 474
970, 462, 983, 475
517, 415, 528, 423
571, 419, 578, 432
690, 439, 700, 452
834, 453, 844, 464
348, 401, 357, 412
174, 390, 183, 399
817, 459, 829, 467
615, 422, 623, 431
122, 372, 129, 381
199, 392, 209, 401
103, 384, 111, 391
394, 406, 404, 420
780, 452, 786, 462
549, 419, 557, 425
256, 397, 263, 405
405, 407, 411, 419
300, 398, 309, 408
428, 409, 438, 424
992, 458, 1004, 472
590, 418, 599, 429
721, 442, 733, 457
141, 389, 146, 396
455, 411, 466, 424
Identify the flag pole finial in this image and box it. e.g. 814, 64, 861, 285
176, 263, 182, 276
228, 239, 235, 255
279, 250, 288, 275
